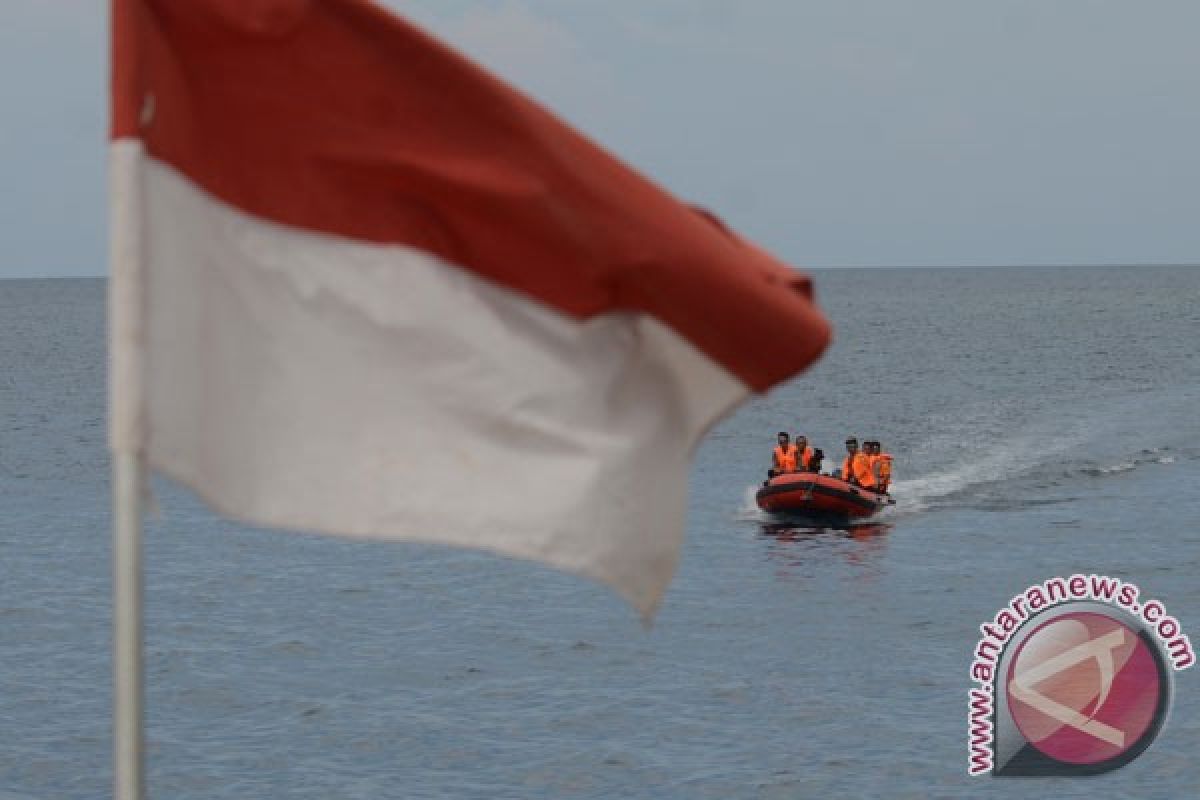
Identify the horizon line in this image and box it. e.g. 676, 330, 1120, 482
2, 261, 1198, 281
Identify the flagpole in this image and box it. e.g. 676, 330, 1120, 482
109, 133, 148, 800
113, 451, 145, 800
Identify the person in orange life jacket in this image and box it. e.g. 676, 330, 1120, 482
875, 441, 893, 493
864, 440, 890, 492
853, 440, 878, 489
770, 432, 798, 478
841, 437, 861, 483
865, 440, 881, 484
793, 434, 816, 471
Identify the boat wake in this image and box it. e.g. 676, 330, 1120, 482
736, 443, 1182, 520
891, 445, 1181, 514
733, 387, 1195, 518
736, 485, 769, 521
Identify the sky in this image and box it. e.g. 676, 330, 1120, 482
3, 0, 1200, 278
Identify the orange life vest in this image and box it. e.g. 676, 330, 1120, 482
797, 446, 814, 471
853, 453, 877, 488
773, 444, 798, 472
878, 453, 893, 488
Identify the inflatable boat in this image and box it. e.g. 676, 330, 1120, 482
756, 472, 891, 519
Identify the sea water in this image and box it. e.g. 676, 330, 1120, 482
1, 267, 1197, 798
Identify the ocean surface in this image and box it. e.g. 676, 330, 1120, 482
1, 266, 1198, 799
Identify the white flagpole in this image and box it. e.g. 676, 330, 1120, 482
109, 138, 148, 800
112, 452, 145, 800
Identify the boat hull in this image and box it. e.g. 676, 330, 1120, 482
755, 473, 888, 519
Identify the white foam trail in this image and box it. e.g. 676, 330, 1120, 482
890, 440, 1179, 513
887, 444, 1028, 512
885, 428, 1090, 513
735, 485, 770, 521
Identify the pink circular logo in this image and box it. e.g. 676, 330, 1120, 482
1006, 611, 1163, 765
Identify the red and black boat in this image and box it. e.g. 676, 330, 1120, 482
756, 472, 891, 519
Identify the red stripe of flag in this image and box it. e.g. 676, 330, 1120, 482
112, 0, 830, 391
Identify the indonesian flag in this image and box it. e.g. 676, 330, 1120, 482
110, 0, 831, 615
